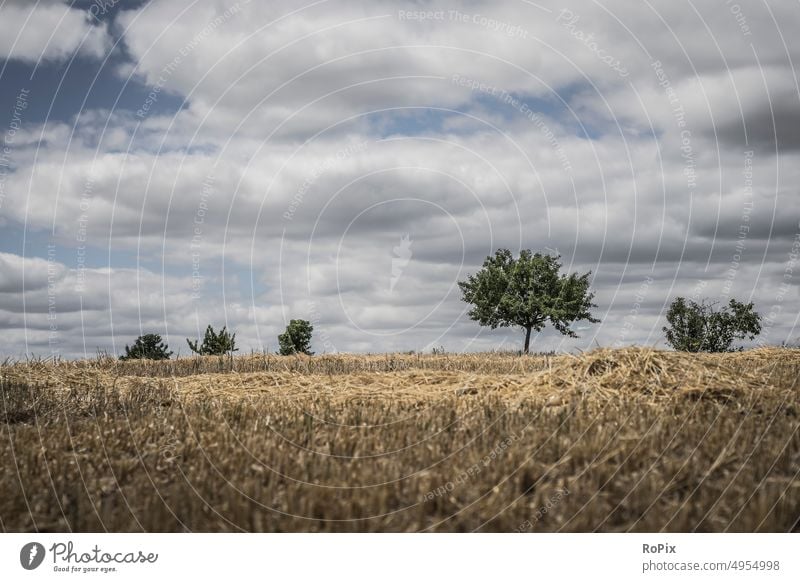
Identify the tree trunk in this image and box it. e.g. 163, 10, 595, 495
523, 326, 532, 354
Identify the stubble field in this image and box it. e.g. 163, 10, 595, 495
1, 348, 798, 532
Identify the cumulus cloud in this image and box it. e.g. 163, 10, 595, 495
0, 251, 63, 293
0, 0, 112, 62
1, 0, 799, 355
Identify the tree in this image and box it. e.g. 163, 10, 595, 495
458, 249, 599, 353
663, 297, 761, 352
120, 334, 173, 361
278, 319, 314, 355
186, 325, 238, 356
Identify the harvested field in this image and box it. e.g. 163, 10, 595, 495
1, 348, 799, 532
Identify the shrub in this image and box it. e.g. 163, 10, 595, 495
120, 334, 173, 361
663, 297, 761, 352
186, 325, 238, 356
278, 320, 314, 355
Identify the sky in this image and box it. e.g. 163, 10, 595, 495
0, 0, 798, 358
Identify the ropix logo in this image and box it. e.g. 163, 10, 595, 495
20, 542, 46, 570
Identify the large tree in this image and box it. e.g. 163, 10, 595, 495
663, 297, 761, 352
459, 249, 599, 353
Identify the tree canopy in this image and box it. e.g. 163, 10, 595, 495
663, 297, 761, 352
459, 249, 599, 353
120, 334, 173, 361
278, 319, 314, 355
186, 325, 238, 356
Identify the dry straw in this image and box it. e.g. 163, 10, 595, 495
2, 348, 798, 532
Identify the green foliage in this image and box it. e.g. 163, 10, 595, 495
278, 320, 314, 355
458, 249, 599, 353
186, 325, 238, 356
663, 297, 761, 352
120, 334, 173, 361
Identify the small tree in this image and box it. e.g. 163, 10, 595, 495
120, 333, 173, 361
278, 320, 314, 355
459, 249, 599, 353
186, 325, 238, 356
663, 297, 761, 352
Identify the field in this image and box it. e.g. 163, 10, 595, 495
1, 348, 799, 532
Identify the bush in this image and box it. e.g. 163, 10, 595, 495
278, 320, 314, 355
120, 334, 173, 361
186, 325, 238, 356
663, 297, 761, 352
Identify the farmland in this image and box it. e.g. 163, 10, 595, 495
1, 348, 798, 532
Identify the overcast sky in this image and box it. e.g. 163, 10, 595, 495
0, 0, 798, 358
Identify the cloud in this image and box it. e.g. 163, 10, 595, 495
0, 0, 112, 63
0, 251, 63, 293
1, 0, 799, 355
